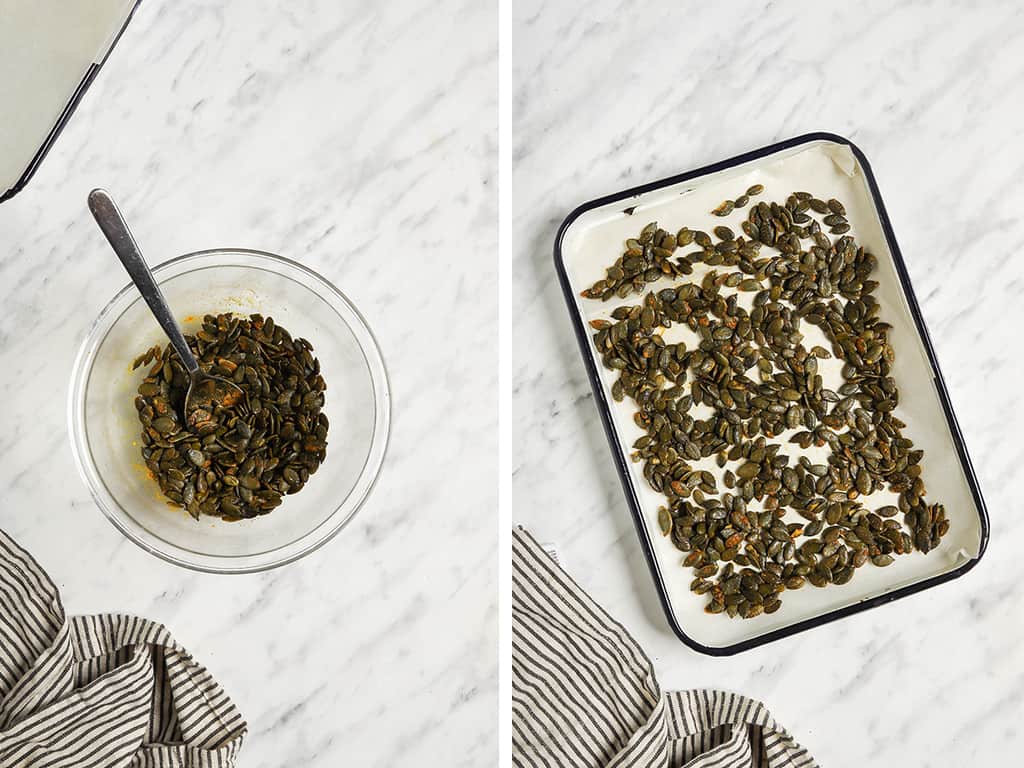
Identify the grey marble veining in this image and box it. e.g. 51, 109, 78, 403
0, 1, 495, 765
511, 1, 1023, 764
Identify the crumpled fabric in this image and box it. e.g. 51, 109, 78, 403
0, 530, 245, 767
512, 527, 818, 768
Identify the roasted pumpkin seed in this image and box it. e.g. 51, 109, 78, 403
582, 189, 947, 619
133, 313, 328, 521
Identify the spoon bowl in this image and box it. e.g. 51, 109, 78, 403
184, 370, 245, 428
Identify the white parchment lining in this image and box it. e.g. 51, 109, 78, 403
561, 139, 984, 649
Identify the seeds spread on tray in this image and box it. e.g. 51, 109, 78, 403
581, 191, 947, 619
131, 313, 328, 520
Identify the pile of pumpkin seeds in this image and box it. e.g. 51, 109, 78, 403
582, 189, 947, 619
131, 313, 328, 520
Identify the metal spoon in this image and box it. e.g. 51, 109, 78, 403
88, 188, 244, 427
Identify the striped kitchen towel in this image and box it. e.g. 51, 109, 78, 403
512, 527, 818, 768
0, 530, 246, 767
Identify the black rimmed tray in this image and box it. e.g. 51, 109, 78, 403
554, 132, 989, 655
0, 1, 142, 204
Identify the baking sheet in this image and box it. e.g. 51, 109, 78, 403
0, 0, 139, 199
558, 136, 986, 651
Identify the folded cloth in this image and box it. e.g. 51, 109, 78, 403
512, 527, 818, 768
0, 530, 246, 767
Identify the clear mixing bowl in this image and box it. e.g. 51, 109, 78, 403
68, 249, 390, 573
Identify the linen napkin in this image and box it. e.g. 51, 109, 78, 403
0, 529, 246, 767
512, 527, 818, 768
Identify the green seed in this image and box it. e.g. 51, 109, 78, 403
736, 462, 761, 480
658, 507, 672, 536
132, 313, 329, 521
580, 191, 946, 620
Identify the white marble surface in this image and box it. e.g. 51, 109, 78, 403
510, 1, 1023, 764
0, 1, 495, 765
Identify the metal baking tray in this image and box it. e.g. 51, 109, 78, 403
0, 0, 141, 203
554, 132, 989, 655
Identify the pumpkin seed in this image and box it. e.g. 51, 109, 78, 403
132, 313, 329, 520
582, 189, 947, 619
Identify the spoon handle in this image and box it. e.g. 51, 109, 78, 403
87, 189, 199, 374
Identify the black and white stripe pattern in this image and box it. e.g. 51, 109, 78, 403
512, 527, 817, 768
0, 530, 246, 767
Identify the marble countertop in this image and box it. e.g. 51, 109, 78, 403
510, 1, 1023, 764
0, 1, 495, 765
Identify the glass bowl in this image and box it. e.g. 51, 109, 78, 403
68, 249, 390, 573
